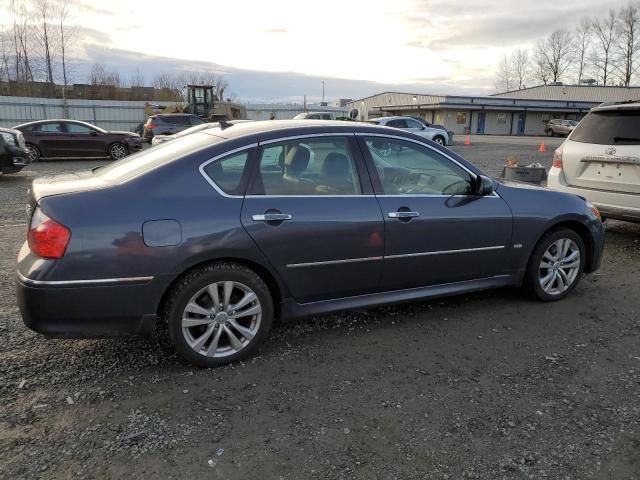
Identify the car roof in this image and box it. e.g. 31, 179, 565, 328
592, 101, 640, 112
14, 119, 96, 128
198, 119, 422, 143
375, 116, 419, 122
152, 113, 197, 117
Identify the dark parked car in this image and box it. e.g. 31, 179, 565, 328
142, 114, 207, 142
14, 119, 142, 162
0, 127, 30, 174
16, 121, 604, 367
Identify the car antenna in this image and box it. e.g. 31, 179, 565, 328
219, 119, 232, 130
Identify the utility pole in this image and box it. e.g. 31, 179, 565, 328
321, 81, 325, 104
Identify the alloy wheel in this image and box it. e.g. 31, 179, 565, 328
25, 145, 39, 162
434, 136, 445, 145
538, 238, 581, 295
109, 143, 127, 160
181, 281, 262, 358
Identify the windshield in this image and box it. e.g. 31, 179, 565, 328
96, 132, 225, 181
570, 110, 640, 145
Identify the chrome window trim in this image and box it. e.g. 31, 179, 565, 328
356, 132, 501, 199
198, 143, 258, 199
17, 271, 154, 287
259, 132, 355, 145
285, 245, 505, 268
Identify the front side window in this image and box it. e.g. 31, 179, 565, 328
251, 137, 361, 196
36, 122, 64, 133
386, 119, 408, 128
203, 150, 250, 195
364, 137, 474, 196
66, 123, 93, 134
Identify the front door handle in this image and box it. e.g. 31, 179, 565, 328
252, 213, 292, 222
388, 211, 419, 219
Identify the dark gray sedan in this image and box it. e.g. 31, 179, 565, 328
16, 121, 605, 367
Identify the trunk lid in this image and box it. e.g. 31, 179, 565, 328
29, 170, 109, 209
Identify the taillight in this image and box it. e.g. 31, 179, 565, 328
28, 209, 71, 259
147, 123, 157, 129
552, 146, 563, 169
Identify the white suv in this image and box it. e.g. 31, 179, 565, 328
366, 116, 450, 146
547, 103, 640, 222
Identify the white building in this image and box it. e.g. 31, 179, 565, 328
346, 85, 640, 136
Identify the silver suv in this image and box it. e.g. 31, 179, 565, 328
545, 119, 578, 137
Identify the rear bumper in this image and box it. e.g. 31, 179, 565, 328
548, 168, 640, 222
16, 273, 161, 337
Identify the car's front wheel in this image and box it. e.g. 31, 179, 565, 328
164, 262, 274, 367
25, 144, 40, 162
108, 142, 128, 160
523, 228, 586, 301
546, 129, 554, 137
433, 135, 446, 145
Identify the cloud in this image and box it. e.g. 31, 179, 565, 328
263, 28, 287, 34
75, 1, 115, 15
71, 45, 490, 102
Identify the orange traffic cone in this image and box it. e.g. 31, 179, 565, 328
464, 135, 471, 145
538, 141, 546, 152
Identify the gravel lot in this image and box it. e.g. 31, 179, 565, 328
1, 135, 639, 479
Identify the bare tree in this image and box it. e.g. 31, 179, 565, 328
533, 40, 551, 84
574, 16, 592, 83
32, 0, 56, 83
0, 31, 11, 82
494, 54, 514, 92
129, 68, 145, 87
11, 0, 34, 83
614, 2, 640, 86
543, 29, 574, 82
592, 10, 618, 85
511, 48, 529, 89
56, 0, 77, 89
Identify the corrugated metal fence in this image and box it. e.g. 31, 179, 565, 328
0, 96, 351, 130
0, 96, 153, 131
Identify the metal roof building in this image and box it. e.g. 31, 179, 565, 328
346, 85, 640, 136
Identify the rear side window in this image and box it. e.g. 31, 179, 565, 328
571, 110, 640, 145
203, 150, 250, 195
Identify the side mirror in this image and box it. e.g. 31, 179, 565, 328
89, 130, 98, 136
475, 175, 494, 196
421, 125, 426, 130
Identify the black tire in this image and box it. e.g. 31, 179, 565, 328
546, 129, 554, 137
25, 144, 41, 162
433, 135, 446, 146
523, 228, 586, 302
108, 142, 128, 160
163, 262, 274, 367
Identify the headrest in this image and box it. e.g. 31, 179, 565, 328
284, 145, 311, 175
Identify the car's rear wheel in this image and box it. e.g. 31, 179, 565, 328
164, 262, 274, 367
523, 228, 586, 301
108, 142, 128, 160
25, 144, 40, 162
433, 135, 445, 145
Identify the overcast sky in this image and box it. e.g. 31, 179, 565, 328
1, 0, 630, 101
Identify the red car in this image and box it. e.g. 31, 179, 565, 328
14, 119, 143, 162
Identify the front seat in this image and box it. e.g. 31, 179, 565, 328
282, 145, 316, 194
317, 152, 355, 194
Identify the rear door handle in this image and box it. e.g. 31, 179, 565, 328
388, 211, 419, 218
252, 213, 292, 222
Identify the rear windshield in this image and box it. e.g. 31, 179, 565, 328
95, 132, 224, 182
571, 110, 640, 145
